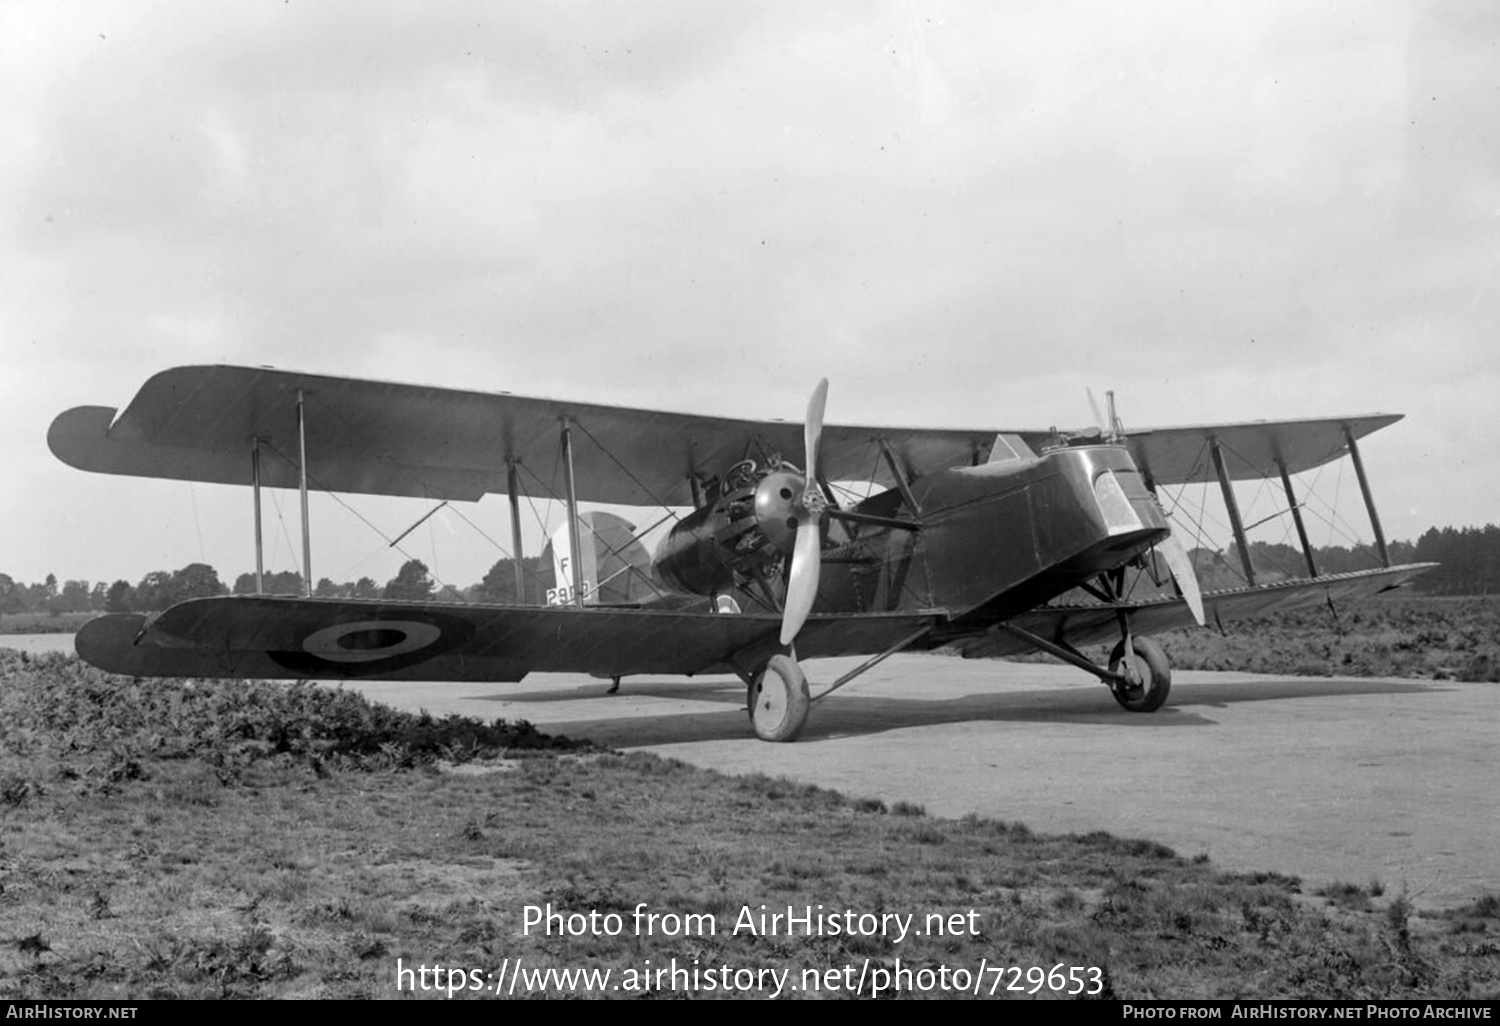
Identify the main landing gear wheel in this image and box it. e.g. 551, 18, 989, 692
1108, 636, 1172, 712
747, 654, 811, 742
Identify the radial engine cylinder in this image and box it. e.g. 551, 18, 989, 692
651, 470, 807, 596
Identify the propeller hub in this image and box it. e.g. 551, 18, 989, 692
801, 484, 827, 520
752, 470, 808, 554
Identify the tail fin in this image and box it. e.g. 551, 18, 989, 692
546, 511, 653, 606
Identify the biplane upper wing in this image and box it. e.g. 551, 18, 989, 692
1123, 414, 1404, 485
48, 365, 1404, 504
48, 365, 999, 505
949, 563, 1436, 660
74, 597, 941, 683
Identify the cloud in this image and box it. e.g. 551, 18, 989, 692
1, 0, 1495, 583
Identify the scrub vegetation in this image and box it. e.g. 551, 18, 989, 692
2, 650, 1495, 1000
1141, 595, 1500, 683
1005, 594, 1500, 684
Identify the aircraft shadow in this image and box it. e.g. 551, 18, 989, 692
456, 675, 1442, 747
467, 679, 745, 704
1168, 677, 1440, 708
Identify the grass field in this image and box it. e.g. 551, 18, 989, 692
1, 649, 1495, 1000
0, 611, 95, 635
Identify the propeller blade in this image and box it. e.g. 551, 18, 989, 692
780, 378, 830, 647
1157, 526, 1205, 627
804, 378, 828, 485
780, 510, 823, 645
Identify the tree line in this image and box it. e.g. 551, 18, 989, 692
1196, 526, 1499, 595
2, 524, 1496, 619
1399, 525, 1500, 595
0, 554, 553, 617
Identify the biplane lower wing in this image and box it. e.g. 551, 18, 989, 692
950, 564, 1437, 659
77, 565, 1433, 681
75, 597, 942, 683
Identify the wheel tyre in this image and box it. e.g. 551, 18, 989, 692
747, 654, 811, 742
1108, 636, 1172, 712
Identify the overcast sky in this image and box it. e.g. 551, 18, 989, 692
2, 1, 1496, 589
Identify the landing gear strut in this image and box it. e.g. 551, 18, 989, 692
996, 611, 1174, 713
736, 625, 935, 742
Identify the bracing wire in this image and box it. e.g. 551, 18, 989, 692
187, 482, 206, 563
258, 438, 460, 596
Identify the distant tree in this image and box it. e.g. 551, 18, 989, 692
315, 577, 341, 598
384, 559, 434, 601
105, 580, 133, 612
23, 575, 57, 611
0, 574, 23, 614
128, 564, 225, 610
133, 570, 173, 611
89, 581, 108, 610
266, 571, 304, 596
170, 563, 224, 602
1411, 524, 1500, 595
1316, 545, 1385, 575
233, 570, 306, 595
477, 558, 516, 603
57, 579, 92, 613
475, 556, 548, 605
352, 576, 380, 599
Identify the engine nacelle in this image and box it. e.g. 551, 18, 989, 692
651, 468, 808, 597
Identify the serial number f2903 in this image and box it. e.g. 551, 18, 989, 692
545, 581, 593, 606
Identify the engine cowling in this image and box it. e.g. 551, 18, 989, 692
651, 467, 810, 597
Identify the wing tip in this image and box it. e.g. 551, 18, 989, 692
74, 612, 149, 673
47, 405, 120, 471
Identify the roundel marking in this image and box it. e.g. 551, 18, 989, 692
267, 610, 477, 677
302, 620, 443, 664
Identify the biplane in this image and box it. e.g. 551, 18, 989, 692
49, 365, 1435, 741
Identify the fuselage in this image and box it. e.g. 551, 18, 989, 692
647, 437, 1168, 625
814, 440, 1167, 623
